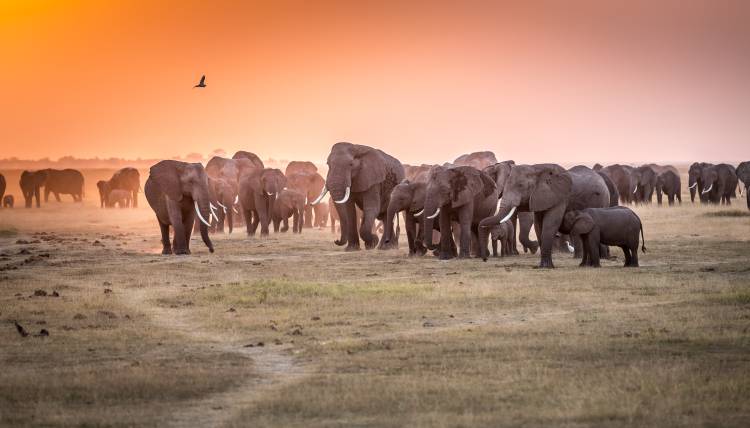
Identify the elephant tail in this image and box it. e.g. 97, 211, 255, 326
639, 219, 647, 253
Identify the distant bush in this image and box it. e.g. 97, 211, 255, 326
703, 210, 750, 218
0, 227, 19, 238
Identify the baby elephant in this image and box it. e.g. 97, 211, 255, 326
485, 221, 515, 260
3, 195, 14, 208
561, 207, 646, 267
108, 189, 132, 208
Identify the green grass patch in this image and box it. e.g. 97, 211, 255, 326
710, 291, 750, 306
703, 210, 750, 218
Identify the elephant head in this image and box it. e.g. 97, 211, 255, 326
479, 164, 571, 229
232, 151, 265, 169
20, 170, 48, 208
287, 171, 325, 204
699, 165, 722, 199
209, 177, 239, 233
559, 210, 594, 236
736, 162, 750, 209
632, 166, 656, 204
482, 161, 515, 197
688, 162, 710, 202
256, 169, 287, 197
383, 179, 427, 245
149, 160, 214, 253
314, 142, 387, 204
422, 165, 496, 250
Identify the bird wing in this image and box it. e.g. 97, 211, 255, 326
199, 75, 206, 85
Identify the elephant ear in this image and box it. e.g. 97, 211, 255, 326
351, 145, 386, 193
150, 160, 185, 201
479, 172, 497, 198
530, 166, 571, 212
450, 167, 483, 208
571, 213, 595, 235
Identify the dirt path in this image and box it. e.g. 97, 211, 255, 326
120, 287, 310, 428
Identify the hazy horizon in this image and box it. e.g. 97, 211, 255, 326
2, 0, 748, 165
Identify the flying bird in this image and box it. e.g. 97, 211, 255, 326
15, 322, 29, 337
194, 75, 206, 88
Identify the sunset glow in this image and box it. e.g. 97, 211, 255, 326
2, 0, 748, 164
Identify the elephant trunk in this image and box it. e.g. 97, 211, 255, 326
193, 197, 215, 253
333, 201, 348, 246
383, 200, 402, 244
480, 197, 517, 230
422, 194, 440, 250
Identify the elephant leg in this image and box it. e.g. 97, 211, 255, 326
456, 206, 473, 258
359, 192, 380, 250
404, 214, 417, 255
54, 192, 61, 202
182, 210, 194, 254
132, 190, 138, 208
304, 205, 313, 228
538, 206, 564, 268
509, 214, 520, 255
246, 209, 258, 236
518, 213, 538, 254
627, 245, 639, 267
438, 210, 455, 260
492, 238, 498, 257
571, 233, 583, 258
166, 201, 188, 254
159, 221, 172, 255
587, 233, 601, 267
621, 246, 632, 267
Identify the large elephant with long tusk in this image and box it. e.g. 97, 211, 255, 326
311, 142, 404, 250
144, 160, 214, 255
238, 167, 287, 237
478, 164, 609, 267
422, 165, 498, 259
688, 162, 712, 203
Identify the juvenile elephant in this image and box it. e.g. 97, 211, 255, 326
208, 177, 239, 234
736, 161, 750, 210
383, 179, 430, 256
207, 156, 260, 232
20, 170, 48, 208
108, 189, 132, 208
286, 169, 326, 228
700, 163, 738, 205
423, 165, 499, 259
487, 221, 515, 258
560, 207, 645, 267
483, 161, 539, 254
655, 170, 681, 205
42, 169, 84, 203
311, 143, 404, 251
3, 195, 14, 208
480, 164, 609, 268
688, 162, 712, 203
272, 188, 305, 233
144, 160, 214, 255
239, 167, 287, 237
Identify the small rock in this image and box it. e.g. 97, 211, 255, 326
104, 289, 113, 294
18, 249, 31, 255
423, 321, 435, 328
51, 291, 60, 297
274, 339, 283, 345
73, 313, 87, 320
290, 328, 303, 336
311, 316, 321, 321
227, 307, 236, 313
103, 281, 112, 286
35, 329, 49, 337
33, 289, 48, 297
256, 341, 265, 347
16, 239, 29, 244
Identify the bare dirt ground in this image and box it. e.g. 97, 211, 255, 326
1, 192, 749, 426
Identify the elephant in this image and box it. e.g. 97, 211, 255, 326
453, 151, 498, 170
20, 170, 48, 208
688, 162, 712, 203
700, 163, 738, 205
238, 167, 287, 237
479, 164, 610, 268
272, 188, 305, 233
311, 142, 405, 251
403, 164, 433, 182
285, 167, 326, 228
422, 165, 499, 259
232, 151, 265, 169
735, 161, 750, 210
144, 160, 214, 255
207, 177, 239, 233
483, 161, 538, 254
600, 164, 636, 205
206, 156, 258, 232
108, 189, 132, 208
3, 195, 14, 208
96, 180, 110, 208
107, 167, 141, 208
0, 173, 5, 207
487, 220, 515, 258
593, 163, 603, 171
383, 179, 430, 256
655, 170, 682, 205
560, 207, 645, 267
632, 165, 657, 204
41, 169, 85, 203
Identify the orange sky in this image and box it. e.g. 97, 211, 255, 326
2, 0, 749, 165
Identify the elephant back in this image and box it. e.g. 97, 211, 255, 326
45, 169, 84, 194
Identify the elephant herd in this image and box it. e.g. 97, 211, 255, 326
2, 148, 748, 269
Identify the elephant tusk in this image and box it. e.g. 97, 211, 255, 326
234, 195, 239, 204
310, 186, 328, 205
334, 186, 350, 204
498, 206, 516, 224
195, 201, 211, 227
426, 207, 440, 219
688, 182, 697, 189
266, 191, 273, 197
566, 241, 575, 253
413, 208, 424, 217
493, 198, 502, 216
633, 186, 638, 194
232, 205, 239, 214
216, 201, 227, 209
209, 203, 219, 220
702, 184, 713, 194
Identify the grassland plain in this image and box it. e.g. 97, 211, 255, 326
1, 193, 749, 427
